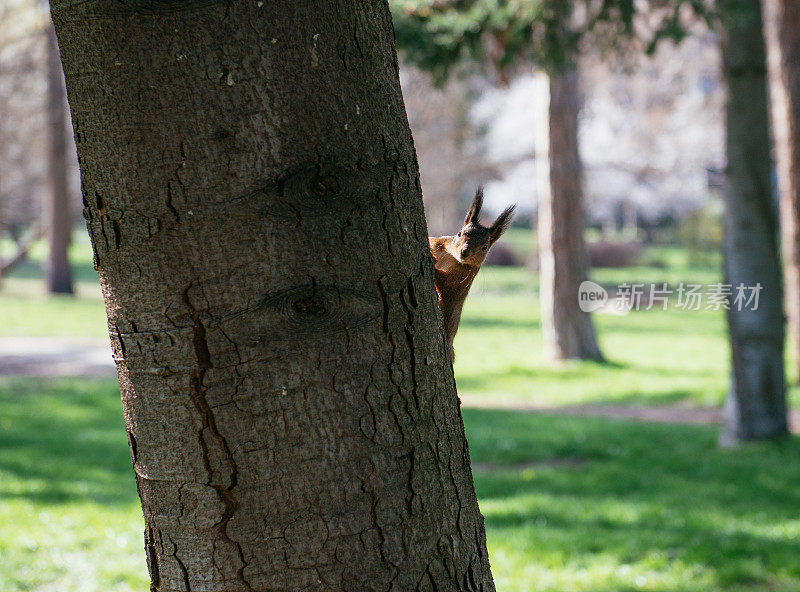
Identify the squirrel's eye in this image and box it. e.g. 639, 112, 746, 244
457, 231, 462, 237
482, 244, 488, 251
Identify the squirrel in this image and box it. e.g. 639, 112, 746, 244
429, 187, 516, 363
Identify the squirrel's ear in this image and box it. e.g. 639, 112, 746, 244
489, 205, 516, 244
464, 186, 484, 225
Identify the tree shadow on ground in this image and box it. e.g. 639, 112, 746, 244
459, 316, 541, 331
6, 257, 98, 285
0, 377, 136, 505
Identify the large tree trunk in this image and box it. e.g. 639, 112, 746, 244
52, 2, 495, 591
536, 70, 604, 362
762, 0, 800, 383
44, 21, 73, 295
720, 0, 788, 444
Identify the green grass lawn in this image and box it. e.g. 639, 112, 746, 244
1, 378, 799, 591
0, 231, 107, 338
456, 259, 798, 409
2, 231, 799, 591
0, 378, 145, 592
455, 288, 733, 408
470, 409, 800, 592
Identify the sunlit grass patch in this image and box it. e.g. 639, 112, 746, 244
0, 231, 106, 338
455, 290, 732, 408
457, 261, 799, 409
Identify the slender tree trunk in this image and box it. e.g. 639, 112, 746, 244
536, 69, 604, 362
0, 224, 42, 281
762, 0, 800, 383
720, 0, 788, 444
45, 20, 73, 295
53, 2, 494, 591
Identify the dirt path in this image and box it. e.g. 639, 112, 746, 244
460, 396, 800, 433
0, 337, 116, 379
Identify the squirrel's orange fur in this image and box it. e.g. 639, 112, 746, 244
429, 187, 516, 362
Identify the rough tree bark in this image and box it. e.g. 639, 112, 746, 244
536, 69, 604, 362
762, 0, 800, 383
720, 0, 788, 444
52, 2, 494, 591
45, 20, 73, 295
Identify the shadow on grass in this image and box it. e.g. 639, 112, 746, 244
579, 389, 703, 407
464, 388, 702, 409
464, 408, 800, 590
0, 377, 137, 505
459, 316, 541, 331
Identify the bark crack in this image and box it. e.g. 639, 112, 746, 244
182, 283, 253, 591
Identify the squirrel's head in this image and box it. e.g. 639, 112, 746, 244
449, 187, 516, 268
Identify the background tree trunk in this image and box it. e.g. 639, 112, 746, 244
0, 223, 41, 282
720, 0, 788, 444
44, 20, 73, 295
762, 0, 800, 384
53, 2, 495, 591
536, 69, 604, 362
